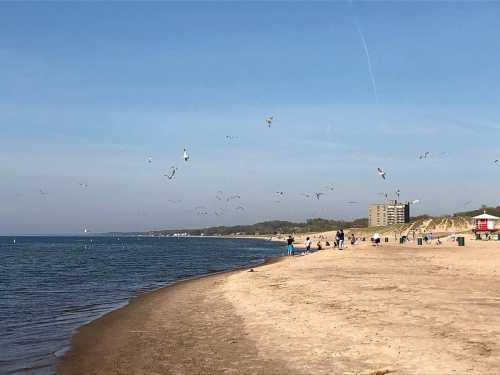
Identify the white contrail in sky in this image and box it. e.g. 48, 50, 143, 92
351, 8, 378, 104
354, 21, 378, 104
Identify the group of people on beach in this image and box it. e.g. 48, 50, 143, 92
286, 229, 346, 256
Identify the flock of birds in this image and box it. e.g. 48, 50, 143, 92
32, 118, 494, 231
144, 116, 435, 220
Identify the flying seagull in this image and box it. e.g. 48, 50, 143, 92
276, 191, 285, 197
79, 183, 88, 188
266, 116, 274, 128
235, 206, 245, 211
314, 193, 325, 200
411, 199, 420, 204
377, 168, 386, 180
300, 193, 311, 198
418, 152, 430, 160
226, 194, 241, 202
183, 148, 189, 162
347, 201, 359, 205
147, 157, 153, 164
325, 185, 335, 191
164, 166, 178, 180
495, 159, 499, 164
39, 189, 48, 196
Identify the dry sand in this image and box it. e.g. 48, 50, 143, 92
59, 238, 500, 375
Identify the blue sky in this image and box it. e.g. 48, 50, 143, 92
1, 2, 500, 234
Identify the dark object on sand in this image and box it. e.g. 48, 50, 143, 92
457, 237, 465, 247
249, 269, 254, 272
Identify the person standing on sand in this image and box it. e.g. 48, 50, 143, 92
350, 233, 356, 246
338, 229, 345, 250
305, 237, 312, 252
287, 236, 295, 256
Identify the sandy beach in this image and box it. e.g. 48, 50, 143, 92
59, 238, 500, 375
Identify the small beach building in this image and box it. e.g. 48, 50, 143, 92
473, 212, 499, 233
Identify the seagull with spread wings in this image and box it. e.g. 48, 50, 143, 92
266, 116, 274, 128
377, 168, 387, 180
164, 166, 178, 180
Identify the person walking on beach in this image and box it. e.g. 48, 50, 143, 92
338, 229, 345, 250
305, 237, 312, 252
335, 231, 340, 249
287, 235, 295, 256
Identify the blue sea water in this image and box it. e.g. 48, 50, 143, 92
0, 236, 284, 374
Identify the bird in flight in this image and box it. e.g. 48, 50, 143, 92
418, 152, 430, 160
300, 193, 311, 198
39, 189, 48, 196
226, 194, 241, 202
411, 199, 420, 204
266, 116, 274, 128
347, 201, 359, 205
495, 159, 499, 164
225, 135, 238, 141
147, 157, 153, 164
325, 185, 335, 191
168, 199, 182, 204
164, 167, 178, 180
183, 148, 189, 162
79, 183, 88, 188
377, 168, 386, 180
276, 191, 285, 197
235, 206, 245, 211
314, 193, 325, 200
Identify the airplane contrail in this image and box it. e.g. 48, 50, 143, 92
353, 18, 378, 104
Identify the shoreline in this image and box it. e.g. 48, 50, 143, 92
59, 238, 500, 374
56, 253, 285, 374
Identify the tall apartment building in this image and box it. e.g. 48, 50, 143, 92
368, 200, 410, 227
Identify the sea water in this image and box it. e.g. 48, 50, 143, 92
0, 236, 283, 374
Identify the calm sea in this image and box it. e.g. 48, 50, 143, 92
0, 236, 284, 374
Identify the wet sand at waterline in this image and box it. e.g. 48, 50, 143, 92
59, 239, 500, 374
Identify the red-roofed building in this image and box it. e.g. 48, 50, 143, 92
473, 212, 499, 233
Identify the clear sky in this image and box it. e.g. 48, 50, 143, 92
2, 2, 500, 235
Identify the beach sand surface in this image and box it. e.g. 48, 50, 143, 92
224, 240, 500, 374
57, 272, 295, 375
59, 239, 500, 374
